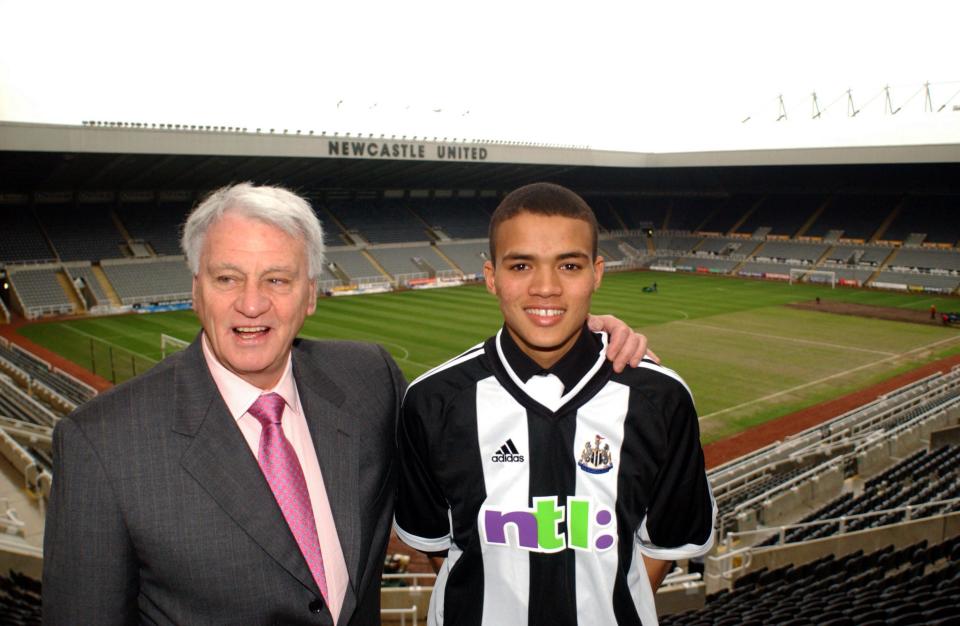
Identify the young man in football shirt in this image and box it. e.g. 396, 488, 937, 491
395, 183, 715, 625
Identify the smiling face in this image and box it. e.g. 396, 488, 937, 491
192, 211, 317, 389
484, 211, 604, 369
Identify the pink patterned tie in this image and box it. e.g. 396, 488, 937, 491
248, 392, 328, 602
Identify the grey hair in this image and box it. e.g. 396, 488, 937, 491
181, 183, 325, 279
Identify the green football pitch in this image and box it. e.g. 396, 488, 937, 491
18, 272, 960, 444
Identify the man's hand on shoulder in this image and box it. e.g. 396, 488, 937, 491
587, 314, 660, 373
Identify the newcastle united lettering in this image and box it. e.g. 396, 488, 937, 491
328, 141, 425, 159
436, 145, 488, 161
327, 141, 488, 162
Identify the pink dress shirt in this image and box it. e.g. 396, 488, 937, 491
202, 335, 348, 623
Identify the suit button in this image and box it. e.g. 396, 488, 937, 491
309, 598, 324, 614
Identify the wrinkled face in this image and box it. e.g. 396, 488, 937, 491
484, 212, 603, 369
192, 212, 317, 389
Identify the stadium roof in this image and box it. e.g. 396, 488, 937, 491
2, 121, 959, 196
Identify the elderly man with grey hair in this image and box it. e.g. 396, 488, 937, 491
43, 182, 651, 625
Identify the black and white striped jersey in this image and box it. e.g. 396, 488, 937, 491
395, 328, 716, 626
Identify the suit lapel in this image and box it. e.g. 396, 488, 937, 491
293, 347, 362, 619
173, 338, 321, 598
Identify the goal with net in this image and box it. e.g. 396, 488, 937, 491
789, 268, 836, 288
161, 333, 190, 359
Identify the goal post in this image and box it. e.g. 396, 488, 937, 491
789, 268, 836, 288
161, 333, 190, 359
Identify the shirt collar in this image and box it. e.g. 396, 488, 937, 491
201, 332, 302, 420
498, 323, 603, 394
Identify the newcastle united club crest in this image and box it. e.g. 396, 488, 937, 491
577, 434, 614, 474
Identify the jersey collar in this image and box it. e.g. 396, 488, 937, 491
498, 323, 603, 394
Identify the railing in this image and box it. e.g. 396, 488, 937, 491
0, 416, 53, 446
317, 279, 342, 292
0, 428, 52, 498
382, 573, 436, 587
355, 275, 392, 286
380, 606, 419, 625
436, 269, 465, 281
711, 497, 960, 559
395, 272, 429, 286
714, 386, 960, 528
0, 375, 60, 427
24, 303, 75, 320
381, 573, 435, 626
120, 293, 191, 306
711, 501, 960, 582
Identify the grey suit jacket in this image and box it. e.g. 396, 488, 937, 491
42, 337, 404, 625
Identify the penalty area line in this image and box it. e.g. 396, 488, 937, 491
699, 333, 960, 422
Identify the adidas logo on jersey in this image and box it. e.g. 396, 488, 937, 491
491, 438, 524, 463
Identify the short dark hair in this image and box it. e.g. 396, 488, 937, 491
488, 182, 599, 262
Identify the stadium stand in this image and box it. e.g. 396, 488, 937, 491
0, 378, 55, 501
678, 257, 741, 273
883, 195, 960, 245
816, 266, 875, 285
761, 445, 959, 546
368, 244, 442, 278
117, 197, 191, 256
631, 368, 960, 620
35, 201, 126, 261
653, 233, 702, 254
695, 236, 763, 258
0, 374, 59, 429
0, 569, 42, 625
872, 270, 960, 293
324, 246, 388, 281
99, 257, 191, 305
596, 242, 624, 263
824, 244, 894, 266
697, 195, 760, 234
806, 194, 898, 240
412, 194, 493, 239
0, 207, 55, 265
889, 248, 960, 273
754, 241, 830, 264
5, 266, 75, 319
666, 196, 724, 231
0, 340, 95, 407
582, 195, 628, 232
327, 197, 430, 244
663, 534, 960, 625
737, 194, 824, 237
597, 236, 642, 264
433, 241, 488, 276
618, 196, 671, 230
710, 368, 960, 540
63, 263, 110, 309
736, 260, 797, 278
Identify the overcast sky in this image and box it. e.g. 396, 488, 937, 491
1, 0, 958, 151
